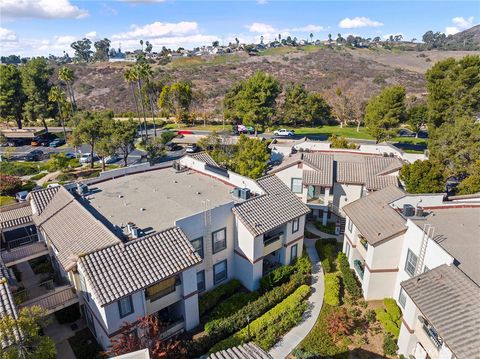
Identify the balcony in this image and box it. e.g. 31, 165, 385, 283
354, 259, 365, 280
145, 277, 182, 315
356, 235, 368, 259
18, 285, 78, 315
1, 240, 49, 266
263, 232, 283, 256
415, 316, 443, 357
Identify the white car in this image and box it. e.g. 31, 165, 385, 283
79, 153, 99, 164
274, 129, 295, 137
186, 145, 199, 153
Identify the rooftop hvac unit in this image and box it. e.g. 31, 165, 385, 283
415, 207, 424, 217
403, 204, 415, 217
232, 187, 241, 198
131, 226, 140, 239
239, 188, 251, 200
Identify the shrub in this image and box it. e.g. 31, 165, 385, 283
375, 308, 400, 338
260, 253, 310, 292
314, 221, 336, 235
321, 258, 332, 273
382, 334, 398, 356
0, 161, 47, 176
199, 280, 241, 317
324, 273, 340, 306
30, 172, 47, 181
337, 252, 361, 298
0, 174, 22, 196
207, 291, 260, 323
0, 196, 16, 206
384, 298, 401, 322
210, 285, 310, 352
365, 309, 376, 323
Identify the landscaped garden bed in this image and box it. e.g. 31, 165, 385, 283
68, 328, 103, 359
294, 238, 402, 358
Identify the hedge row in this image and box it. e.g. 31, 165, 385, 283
210, 285, 311, 352
207, 291, 260, 323
337, 252, 361, 298
324, 273, 341, 306
188, 272, 309, 357
199, 279, 241, 317
259, 254, 310, 292
375, 298, 401, 339
316, 238, 339, 273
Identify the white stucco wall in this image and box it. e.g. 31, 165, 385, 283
333, 183, 363, 211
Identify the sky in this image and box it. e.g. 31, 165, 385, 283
0, 0, 478, 57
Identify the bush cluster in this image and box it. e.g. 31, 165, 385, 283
375, 298, 401, 339
260, 253, 310, 292
189, 272, 308, 357
199, 280, 241, 317
210, 285, 310, 352
337, 252, 361, 298
314, 221, 337, 235
0, 161, 48, 176
383, 334, 398, 356
0, 174, 22, 196
324, 273, 341, 306
207, 291, 260, 322
316, 238, 339, 273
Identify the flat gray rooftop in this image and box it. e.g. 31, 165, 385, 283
86, 168, 235, 236
413, 207, 480, 285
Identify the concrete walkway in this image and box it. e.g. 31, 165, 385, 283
305, 222, 343, 242
268, 237, 325, 359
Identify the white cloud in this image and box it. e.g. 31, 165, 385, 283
100, 3, 118, 16
339, 17, 383, 29
0, 0, 88, 19
119, 0, 166, 3
246, 22, 276, 34
257, 0, 268, 5
0, 27, 18, 42
445, 16, 475, 35
85, 31, 98, 39
112, 21, 199, 40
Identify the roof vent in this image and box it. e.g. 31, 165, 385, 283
140, 208, 145, 212
196, 191, 201, 195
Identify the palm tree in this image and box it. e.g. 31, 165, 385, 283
140, 63, 159, 137
310, 33, 314, 43
134, 63, 150, 140
260, 35, 264, 44
58, 66, 76, 113
48, 86, 67, 139
124, 67, 143, 141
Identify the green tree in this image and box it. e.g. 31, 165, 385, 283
48, 86, 68, 139
282, 83, 308, 126
224, 71, 281, 134
0, 305, 56, 359
93, 38, 111, 62
21, 57, 54, 131
73, 112, 112, 168
133, 62, 151, 140
145, 137, 165, 165
96, 121, 116, 171
58, 66, 77, 113
123, 67, 143, 139
457, 160, 480, 195
425, 55, 480, 128
364, 85, 406, 143
329, 135, 357, 149
70, 38, 93, 62
400, 160, 445, 193
305, 92, 333, 126
407, 104, 427, 137
112, 119, 138, 167
0, 64, 25, 129
232, 135, 269, 179
158, 81, 193, 123
47, 153, 71, 172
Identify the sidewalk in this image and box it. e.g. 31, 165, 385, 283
305, 222, 343, 242
268, 237, 324, 359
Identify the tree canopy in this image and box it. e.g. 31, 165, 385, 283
158, 81, 193, 123
400, 160, 445, 194
364, 85, 406, 143
0, 64, 25, 128
232, 135, 269, 179
224, 71, 281, 132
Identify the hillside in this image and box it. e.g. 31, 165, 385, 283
66, 48, 480, 115
444, 25, 480, 50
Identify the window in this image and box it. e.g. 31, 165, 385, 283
291, 178, 302, 193
79, 274, 89, 302
404, 249, 418, 277
213, 260, 227, 284
290, 244, 298, 264
118, 295, 134, 318
212, 228, 226, 254
345, 242, 351, 258
398, 288, 407, 308
197, 271, 205, 292
320, 187, 326, 195
348, 218, 353, 232
191, 237, 204, 258
292, 218, 300, 233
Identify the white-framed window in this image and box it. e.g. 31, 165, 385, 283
191, 237, 204, 258
290, 244, 298, 264
345, 242, 351, 258
118, 295, 134, 318
212, 228, 226, 254
398, 287, 407, 308
348, 218, 353, 232
292, 218, 300, 233
404, 249, 418, 277
214, 260, 227, 284
291, 178, 302, 193
197, 270, 205, 292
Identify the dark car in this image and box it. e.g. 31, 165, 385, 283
49, 138, 65, 147
7, 139, 25, 147
165, 142, 183, 152
24, 150, 44, 161
39, 137, 52, 146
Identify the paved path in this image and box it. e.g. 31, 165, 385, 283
305, 222, 343, 242
268, 237, 324, 359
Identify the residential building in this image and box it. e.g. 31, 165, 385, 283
270, 151, 403, 226
0, 153, 309, 350
342, 186, 480, 359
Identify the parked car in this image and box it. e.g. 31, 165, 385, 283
79, 153, 99, 164
31, 137, 41, 146
398, 129, 415, 137
273, 129, 295, 136
104, 154, 120, 164
15, 191, 29, 202
165, 142, 183, 152
7, 139, 24, 147
177, 130, 193, 135
49, 138, 65, 147
47, 183, 60, 188
186, 144, 199, 153
24, 150, 44, 161
232, 124, 255, 135
64, 152, 76, 159
39, 137, 52, 146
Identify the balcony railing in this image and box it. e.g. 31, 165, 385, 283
264, 232, 283, 246
147, 284, 177, 302
354, 260, 365, 279
423, 322, 443, 349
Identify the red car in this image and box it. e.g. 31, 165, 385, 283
177, 130, 193, 135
